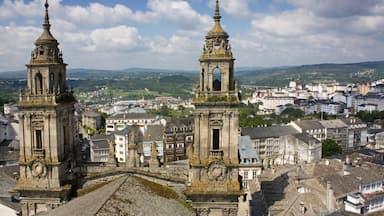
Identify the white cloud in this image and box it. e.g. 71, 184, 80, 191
251, 9, 319, 37
75, 26, 142, 52
210, 0, 251, 19
148, 0, 211, 30
287, 0, 384, 18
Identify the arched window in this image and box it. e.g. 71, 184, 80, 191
212, 67, 221, 91
35, 73, 43, 94
57, 73, 63, 93
201, 69, 205, 91
49, 73, 54, 94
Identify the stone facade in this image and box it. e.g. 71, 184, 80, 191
14, 2, 80, 215
185, 1, 242, 215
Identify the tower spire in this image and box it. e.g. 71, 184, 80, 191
43, 0, 51, 31
214, 0, 221, 23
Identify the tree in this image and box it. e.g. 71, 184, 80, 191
322, 139, 342, 157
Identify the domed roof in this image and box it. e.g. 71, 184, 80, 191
35, 0, 58, 46
29, 0, 63, 64
206, 0, 229, 39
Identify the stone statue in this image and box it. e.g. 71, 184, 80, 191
149, 141, 160, 168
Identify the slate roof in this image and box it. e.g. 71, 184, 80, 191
107, 113, 156, 120
320, 119, 348, 129
241, 126, 300, 139
143, 125, 164, 141
293, 120, 324, 130
165, 118, 193, 129
293, 133, 320, 144
83, 111, 101, 118
91, 140, 109, 150
318, 164, 384, 198
238, 136, 260, 166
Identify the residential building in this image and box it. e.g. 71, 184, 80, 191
353, 93, 384, 111
238, 136, 262, 191
105, 113, 159, 134
0, 116, 8, 144
366, 129, 384, 150
319, 101, 345, 115
142, 125, 164, 163
343, 165, 384, 214
284, 133, 322, 164
320, 119, 348, 150
340, 117, 367, 150
238, 136, 262, 216
113, 126, 143, 165
89, 134, 112, 162
242, 126, 295, 166
82, 110, 103, 130
290, 120, 326, 141
260, 96, 295, 110
163, 118, 193, 163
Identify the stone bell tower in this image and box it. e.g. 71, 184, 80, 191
15, 1, 80, 215
185, 1, 241, 215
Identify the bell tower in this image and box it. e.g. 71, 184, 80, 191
15, 1, 80, 215
185, 1, 241, 215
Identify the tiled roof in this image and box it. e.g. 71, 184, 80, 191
241, 126, 300, 139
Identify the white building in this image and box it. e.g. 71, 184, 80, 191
260, 96, 295, 110
345, 177, 384, 215
114, 126, 143, 163
106, 113, 160, 134
241, 126, 322, 166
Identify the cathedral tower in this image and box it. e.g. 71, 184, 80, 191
15, 1, 80, 215
185, 1, 241, 215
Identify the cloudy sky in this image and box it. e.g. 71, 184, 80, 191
1, 0, 384, 72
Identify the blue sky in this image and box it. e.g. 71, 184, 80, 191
0, 0, 384, 71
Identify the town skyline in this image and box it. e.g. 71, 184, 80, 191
1, 0, 384, 72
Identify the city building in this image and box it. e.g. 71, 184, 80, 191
238, 135, 262, 216
14, 2, 81, 215
320, 119, 348, 150
242, 126, 300, 166
238, 136, 262, 191
105, 113, 159, 134
241, 126, 321, 166
290, 120, 326, 141
260, 96, 295, 111
163, 118, 193, 163
185, 1, 242, 214
366, 129, 384, 150
89, 134, 112, 162
142, 125, 164, 163
113, 126, 143, 166
82, 110, 103, 131
340, 117, 367, 150
353, 93, 384, 112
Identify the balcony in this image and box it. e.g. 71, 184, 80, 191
33, 148, 45, 157
209, 149, 224, 161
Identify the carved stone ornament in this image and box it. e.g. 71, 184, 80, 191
209, 119, 223, 126
223, 208, 237, 216
207, 161, 226, 182
30, 160, 47, 178
196, 208, 210, 216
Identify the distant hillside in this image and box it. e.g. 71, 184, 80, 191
236, 61, 384, 87
2, 61, 384, 102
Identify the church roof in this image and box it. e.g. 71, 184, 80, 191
35, 0, 58, 45
206, 0, 228, 39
